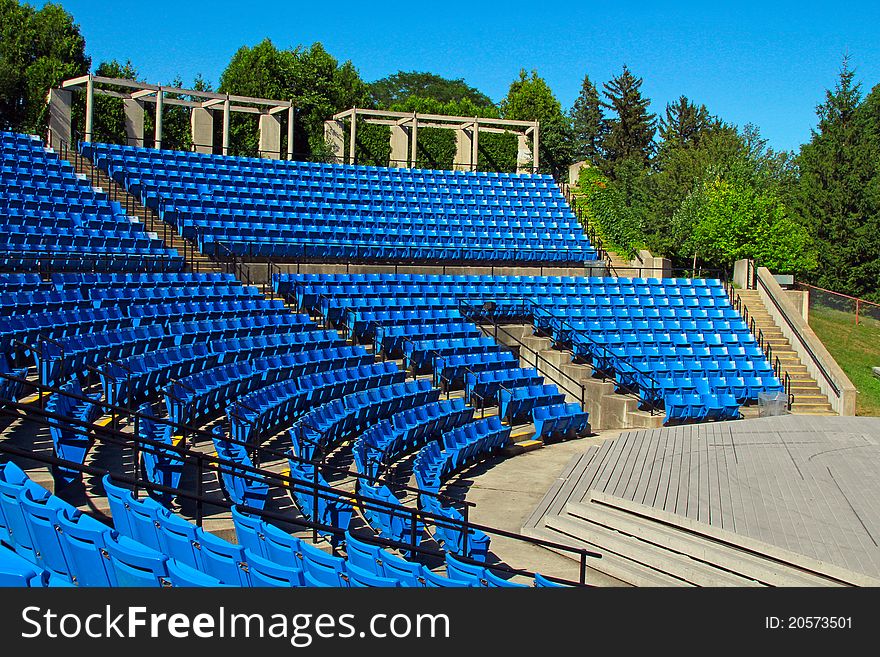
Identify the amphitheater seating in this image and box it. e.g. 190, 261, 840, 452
465, 367, 544, 407
298, 273, 781, 423
163, 338, 341, 426
45, 379, 102, 484
353, 398, 475, 479
228, 361, 404, 446
375, 321, 482, 358
532, 403, 590, 441
0, 132, 183, 272
85, 141, 597, 265
211, 428, 270, 511
499, 384, 566, 424
290, 379, 439, 461
136, 404, 184, 506
357, 481, 424, 553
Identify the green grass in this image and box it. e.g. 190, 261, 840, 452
809, 307, 880, 416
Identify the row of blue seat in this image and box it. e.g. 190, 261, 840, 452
290, 379, 439, 461
228, 362, 404, 446
164, 337, 343, 426
353, 398, 475, 480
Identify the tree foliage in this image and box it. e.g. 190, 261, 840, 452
569, 74, 606, 166
601, 65, 656, 172
370, 71, 493, 108
219, 39, 371, 159
0, 0, 89, 134
790, 57, 880, 300
500, 69, 572, 178
676, 177, 817, 275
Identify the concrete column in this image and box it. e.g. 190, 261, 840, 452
287, 104, 295, 159
85, 77, 94, 142
47, 88, 73, 150
259, 113, 281, 158
389, 125, 409, 167
410, 114, 418, 167
123, 99, 144, 147
453, 126, 473, 171
471, 119, 479, 172
222, 96, 230, 156
568, 161, 587, 186
516, 134, 532, 174
323, 120, 344, 163
154, 88, 164, 150
348, 110, 357, 164
533, 123, 540, 172
190, 107, 213, 154
733, 259, 750, 288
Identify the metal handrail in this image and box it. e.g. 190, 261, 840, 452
456, 298, 592, 408
525, 298, 664, 414
0, 372, 600, 583
755, 273, 841, 398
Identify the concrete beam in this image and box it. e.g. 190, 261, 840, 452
84, 77, 94, 142
390, 124, 409, 167
348, 109, 357, 164
154, 88, 163, 150
60, 74, 91, 89
453, 127, 473, 171
516, 134, 532, 175
222, 97, 230, 156
332, 107, 539, 129
324, 120, 344, 164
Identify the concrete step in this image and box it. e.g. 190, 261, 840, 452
523, 527, 668, 587
561, 501, 794, 586
523, 523, 692, 587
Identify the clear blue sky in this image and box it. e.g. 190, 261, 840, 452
39, 0, 880, 153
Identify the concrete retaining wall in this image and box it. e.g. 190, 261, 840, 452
755, 267, 856, 415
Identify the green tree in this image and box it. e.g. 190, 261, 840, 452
370, 71, 493, 108
791, 56, 880, 299
677, 177, 816, 275
219, 39, 371, 159
601, 65, 656, 171
577, 165, 644, 259
0, 0, 89, 134
218, 38, 297, 156
657, 96, 717, 153
91, 59, 138, 145
569, 73, 606, 165
500, 69, 572, 178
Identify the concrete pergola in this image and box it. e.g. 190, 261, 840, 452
47, 74, 294, 158
325, 108, 540, 173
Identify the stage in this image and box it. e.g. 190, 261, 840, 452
523, 415, 880, 586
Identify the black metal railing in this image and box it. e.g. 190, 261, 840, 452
0, 370, 600, 584
755, 272, 840, 402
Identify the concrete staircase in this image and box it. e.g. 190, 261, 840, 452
734, 289, 835, 415
62, 151, 225, 276
486, 324, 663, 432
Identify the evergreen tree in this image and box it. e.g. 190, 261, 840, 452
569, 73, 606, 165
658, 95, 716, 150
601, 65, 656, 171
792, 55, 880, 299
